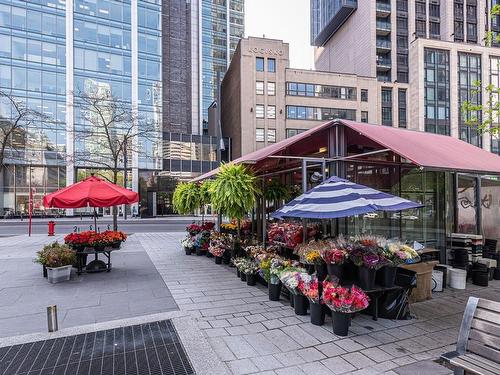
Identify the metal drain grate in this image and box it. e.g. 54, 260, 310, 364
0, 320, 194, 375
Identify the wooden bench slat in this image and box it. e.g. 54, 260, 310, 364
469, 330, 500, 349
468, 341, 500, 364
450, 356, 497, 375
474, 308, 500, 326
477, 299, 500, 312
464, 353, 500, 374
471, 320, 500, 338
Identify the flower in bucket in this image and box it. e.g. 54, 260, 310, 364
269, 257, 291, 284
209, 244, 225, 257
239, 259, 259, 275
279, 267, 308, 294
322, 281, 370, 313
202, 222, 215, 231
298, 275, 320, 303
321, 247, 349, 265
186, 224, 202, 236
181, 236, 194, 249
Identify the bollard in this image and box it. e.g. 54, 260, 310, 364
48, 221, 55, 236
47, 305, 58, 332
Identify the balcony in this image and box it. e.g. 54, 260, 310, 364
376, 39, 391, 52
376, 56, 392, 71
376, 20, 391, 35
312, 0, 358, 46
376, 2, 391, 17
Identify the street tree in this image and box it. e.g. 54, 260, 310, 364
462, 5, 500, 137
0, 90, 47, 174
73, 87, 159, 230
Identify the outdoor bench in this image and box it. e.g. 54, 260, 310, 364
441, 297, 500, 375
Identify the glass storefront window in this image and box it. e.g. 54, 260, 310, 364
457, 175, 477, 234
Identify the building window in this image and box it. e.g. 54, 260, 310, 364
286, 105, 356, 121
267, 129, 276, 143
361, 89, 368, 102
256, 57, 264, 72
415, 20, 426, 37
424, 48, 450, 135
429, 22, 440, 38
267, 58, 276, 73
256, 128, 265, 142
286, 82, 356, 100
267, 105, 276, 119
490, 56, 500, 155
467, 22, 477, 42
398, 89, 407, 128
256, 81, 264, 95
381, 88, 393, 126
286, 129, 306, 138
267, 82, 276, 96
255, 104, 265, 118
361, 111, 368, 123
458, 53, 482, 147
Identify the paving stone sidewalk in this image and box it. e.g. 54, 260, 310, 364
138, 232, 500, 375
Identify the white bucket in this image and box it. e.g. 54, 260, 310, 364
449, 268, 467, 289
437, 264, 453, 286
432, 270, 443, 292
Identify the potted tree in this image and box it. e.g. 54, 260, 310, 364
210, 163, 259, 259
35, 242, 76, 284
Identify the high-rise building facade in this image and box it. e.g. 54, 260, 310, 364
310, 0, 500, 154
0, 0, 162, 215
195, 0, 244, 134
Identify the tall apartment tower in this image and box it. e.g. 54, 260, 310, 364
310, 0, 500, 154
162, 0, 244, 135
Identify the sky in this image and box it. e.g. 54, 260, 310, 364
244, 0, 315, 70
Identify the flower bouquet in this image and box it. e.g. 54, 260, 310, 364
350, 236, 388, 290
209, 244, 225, 263
186, 224, 202, 236
322, 281, 370, 336
298, 275, 324, 325
239, 259, 260, 286
279, 269, 310, 315
321, 244, 350, 283
181, 236, 194, 255
233, 257, 246, 279
202, 222, 215, 231
379, 241, 420, 287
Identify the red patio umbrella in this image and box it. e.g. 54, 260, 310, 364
43, 175, 139, 230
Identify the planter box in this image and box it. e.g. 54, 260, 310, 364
47, 265, 72, 284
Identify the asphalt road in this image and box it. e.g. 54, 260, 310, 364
0, 216, 210, 236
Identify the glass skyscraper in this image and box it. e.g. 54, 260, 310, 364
0, 0, 162, 215
198, 0, 244, 132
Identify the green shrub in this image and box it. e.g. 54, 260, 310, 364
35, 242, 76, 268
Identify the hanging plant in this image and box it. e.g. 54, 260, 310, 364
172, 182, 201, 214
265, 179, 290, 203
210, 163, 260, 237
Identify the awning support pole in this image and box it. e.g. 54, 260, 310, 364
262, 179, 266, 248
302, 159, 307, 244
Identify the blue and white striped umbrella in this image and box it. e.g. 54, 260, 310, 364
272, 176, 423, 219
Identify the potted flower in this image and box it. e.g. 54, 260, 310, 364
241, 259, 259, 286
209, 243, 225, 264
298, 275, 324, 325
233, 257, 245, 278
181, 236, 194, 255
101, 230, 127, 249
321, 246, 349, 283
379, 242, 417, 287
186, 223, 202, 237
35, 242, 76, 284
350, 236, 387, 290
268, 257, 289, 301
322, 282, 370, 336
280, 268, 309, 315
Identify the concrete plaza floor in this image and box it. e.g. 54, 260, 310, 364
0, 234, 177, 338
1, 232, 499, 374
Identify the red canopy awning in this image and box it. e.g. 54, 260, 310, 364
43, 175, 139, 209
192, 119, 500, 181
341, 120, 500, 174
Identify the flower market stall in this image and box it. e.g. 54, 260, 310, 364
42, 175, 136, 275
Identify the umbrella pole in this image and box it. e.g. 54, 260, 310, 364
94, 208, 97, 232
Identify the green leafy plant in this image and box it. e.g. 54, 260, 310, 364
34, 242, 76, 268
210, 163, 260, 237
172, 182, 201, 214
265, 179, 290, 203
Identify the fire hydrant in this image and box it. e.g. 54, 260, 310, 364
48, 221, 56, 236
